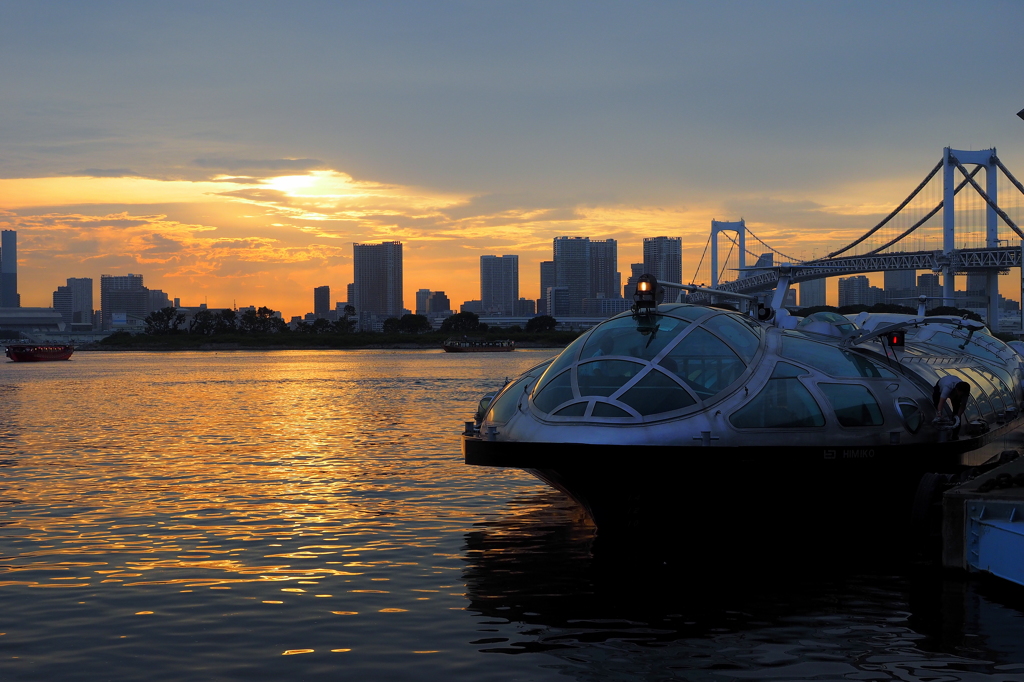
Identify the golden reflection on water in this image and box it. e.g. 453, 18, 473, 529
0, 350, 559, 661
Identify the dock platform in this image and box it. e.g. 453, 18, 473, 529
943, 456, 1024, 587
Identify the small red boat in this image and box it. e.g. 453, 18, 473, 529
4, 344, 75, 362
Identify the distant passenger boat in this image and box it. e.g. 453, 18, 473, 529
443, 337, 515, 353
5, 344, 75, 362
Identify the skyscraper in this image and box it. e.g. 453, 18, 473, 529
884, 270, 917, 304
100, 274, 148, 330
52, 277, 93, 326
642, 236, 682, 286
589, 239, 619, 299
415, 289, 432, 315
799, 278, 826, 308
0, 230, 19, 307
480, 255, 519, 315
623, 263, 644, 300
538, 260, 555, 315
553, 236, 591, 316
314, 285, 331, 319
353, 241, 403, 327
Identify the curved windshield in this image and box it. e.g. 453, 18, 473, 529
818, 383, 884, 427
580, 315, 689, 362
661, 327, 745, 399
730, 363, 825, 429
781, 335, 896, 378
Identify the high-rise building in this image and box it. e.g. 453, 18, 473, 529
0, 230, 19, 307
589, 239, 619, 300
52, 277, 94, 326
513, 298, 536, 317
553, 236, 591, 316
884, 270, 917, 304
415, 289, 432, 315
799, 278, 826, 308
480, 255, 519, 315
642, 236, 682, 286
427, 291, 451, 314
838, 275, 883, 308
314, 285, 331, 319
623, 263, 644, 300
538, 261, 555, 315
353, 241, 403, 329
100, 274, 148, 330
918, 273, 942, 302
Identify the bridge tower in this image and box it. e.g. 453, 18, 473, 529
710, 219, 746, 289
943, 147, 999, 325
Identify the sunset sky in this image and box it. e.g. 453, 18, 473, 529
2, 1, 1023, 315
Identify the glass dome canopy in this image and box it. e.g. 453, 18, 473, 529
529, 305, 764, 421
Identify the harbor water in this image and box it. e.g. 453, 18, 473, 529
2, 350, 1024, 681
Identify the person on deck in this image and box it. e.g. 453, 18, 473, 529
932, 375, 970, 435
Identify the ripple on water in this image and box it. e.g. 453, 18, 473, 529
1, 350, 1023, 681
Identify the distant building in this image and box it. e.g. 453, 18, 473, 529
838, 275, 883, 308
0, 230, 19, 308
480, 255, 519, 315
589, 239, 620, 300
538, 260, 555, 315
100, 274, 149, 331
799, 278, 826, 308
582, 297, 631, 317
353, 241, 403, 330
148, 289, 171, 312
513, 298, 535, 317
884, 270, 917, 304
415, 289, 432, 315
52, 277, 93, 327
623, 263, 644, 300
642, 236, 682, 286
546, 286, 571, 318
314, 285, 331, 319
427, 291, 451, 314
461, 300, 483, 314
918, 273, 942, 303
553, 236, 591, 317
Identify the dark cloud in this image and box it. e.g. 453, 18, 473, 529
192, 158, 326, 172
139, 233, 184, 254
62, 168, 145, 178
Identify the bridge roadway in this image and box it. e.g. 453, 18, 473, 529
688, 245, 1020, 302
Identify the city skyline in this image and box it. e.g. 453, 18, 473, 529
1, 4, 1022, 316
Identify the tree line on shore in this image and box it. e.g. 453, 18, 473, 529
130, 306, 561, 338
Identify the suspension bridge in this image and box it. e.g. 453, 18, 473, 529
688, 147, 1024, 326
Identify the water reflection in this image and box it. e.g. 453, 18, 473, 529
1, 350, 1023, 680
461, 492, 1024, 680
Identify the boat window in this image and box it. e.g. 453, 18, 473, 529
964, 397, 982, 422
939, 369, 995, 420
781, 336, 897, 378
591, 402, 633, 418
926, 331, 1002, 363
531, 331, 592, 398
662, 305, 715, 322
553, 402, 588, 417
485, 384, 522, 424
818, 384, 884, 427
772, 362, 809, 378
730, 372, 826, 429
579, 315, 689, 362
959, 368, 1006, 415
703, 314, 761, 363
659, 327, 745, 400
576, 360, 645, 397
532, 370, 575, 414
896, 398, 923, 433
617, 369, 696, 416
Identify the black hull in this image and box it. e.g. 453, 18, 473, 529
464, 418, 1024, 534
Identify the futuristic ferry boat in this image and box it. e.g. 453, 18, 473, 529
463, 275, 1024, 532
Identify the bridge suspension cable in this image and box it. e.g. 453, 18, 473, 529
826, 159, 944, 259
862, 165, 982, 256
689, 233, 712, 285
744, 226, 806, 264
995, 157, 1024, 196
950, 156, 1024, 239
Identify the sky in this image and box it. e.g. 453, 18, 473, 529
2, 0, 1024, 316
